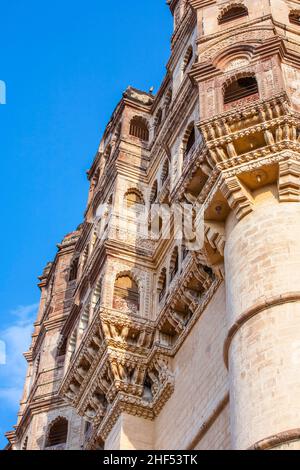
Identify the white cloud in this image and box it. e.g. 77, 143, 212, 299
0, 341, 5, 365
0, 303, 39, 411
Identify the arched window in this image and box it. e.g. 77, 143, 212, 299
223, 75, 259, 105
129, 116, 149, 141
150, 181, 158, 206
69, 258, 79, 282
158, 268, 167, 303
183, 46, 193, 73
113, 275, 140, 313
184, 125, 196, 158
46, 418, 68, 448
289, 10, 300, 26
170, 247, 179, 281
125, 190, 145, 209
161, 159, 169, 185
218, 4, 248, 24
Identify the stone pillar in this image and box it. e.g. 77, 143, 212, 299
105, 413, 154, 450
224, 186, 300, 450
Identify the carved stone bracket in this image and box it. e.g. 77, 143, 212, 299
220, 175, 253, 221
278, 160, 300, 202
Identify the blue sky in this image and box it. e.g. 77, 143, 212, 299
0, 0, 172, 447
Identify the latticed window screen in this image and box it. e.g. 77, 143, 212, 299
129, 117, 149, 141
219, 6, 248, 24
224, 77, 259, 105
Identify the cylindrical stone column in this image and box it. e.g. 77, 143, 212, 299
224, 186, 300, 450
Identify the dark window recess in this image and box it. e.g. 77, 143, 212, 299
161, 161, 169, 184
155, 109, 162, 132
183, 48, 193, 72
46, 419, 68, 447
224, 77, 259, 105
129, 117, 149, 141
185, 127, 196, 156
182, 246, 188, 260
290, 12, 300, 25
159, 284, 166, 302
159, 270, 167, 302
219, 6, 248, 24
150, 182, 158, 205
69, 258, 79, 282
170, 255, 179, 281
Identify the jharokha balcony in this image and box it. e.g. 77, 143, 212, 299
59, 252, 220, 446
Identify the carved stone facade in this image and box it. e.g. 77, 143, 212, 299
6, 0, 300, 450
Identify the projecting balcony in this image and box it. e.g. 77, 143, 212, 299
170, 138, 210, 205
59, 305, 174, 442
199, 92, 299, 171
